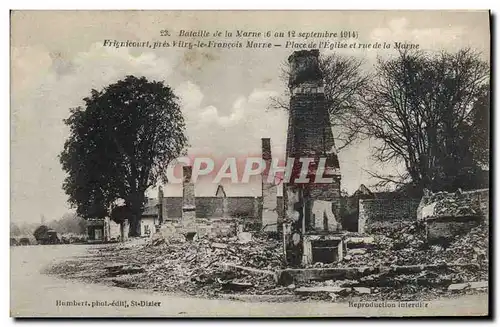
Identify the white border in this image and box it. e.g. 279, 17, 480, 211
2, 2, 498, 326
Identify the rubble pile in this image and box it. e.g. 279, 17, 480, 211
340, 221, 488, 268
418, 190, 483, 220
323, 220, 428, 267
299, 221, 488, 299
433, 224, 489, 281
433, 197, 478, 217
94, 233, 286, 297
46, 216, 488, 302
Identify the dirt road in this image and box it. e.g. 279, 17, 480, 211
10, 244, 489, 317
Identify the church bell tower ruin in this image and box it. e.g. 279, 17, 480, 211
283, 49, 343, 266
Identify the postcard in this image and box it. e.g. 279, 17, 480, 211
10, 10, 490, 317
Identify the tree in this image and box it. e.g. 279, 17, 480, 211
60, 76, 188, 236
47, 213, 88, 235
352, 48, 489, 192
33, 225, 50, 242
10, 223, 21, 236
468, 87, 490, 168
270, 53, 370, 150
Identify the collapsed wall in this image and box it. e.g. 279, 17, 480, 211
358, 198, 421, 234
417, 188, 489, 242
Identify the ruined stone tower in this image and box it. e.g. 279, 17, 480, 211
284, 50, 342, 234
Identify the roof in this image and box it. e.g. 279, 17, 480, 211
353, 184, 373, 197
215, 185, 226, 197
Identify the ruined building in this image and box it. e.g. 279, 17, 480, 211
284, 49, 341, 222
140, 138, 284, 238
139, 50, 343, 266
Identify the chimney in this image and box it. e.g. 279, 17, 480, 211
261, 138, 278, 232
288, 49, 323, 92
284, 49, 342, 238
157, 185, 164, 225
261, 138, 272, 162
182, 166, 196, 221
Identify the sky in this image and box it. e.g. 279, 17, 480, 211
10, 11, 490, 223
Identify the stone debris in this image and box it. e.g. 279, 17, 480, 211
237, 232, 253, 244
326, 221, 488, 271
347, 248, 367, 255
417, 189, 485, 221
448, 283, 469, 291
345, 237, 375, 249
448, 281, 488, 291
297, 221, 488, 300
46, 216, 488, 302
469, 281, 488, 289
353, 287, 371, 294
219, 280, 254, 291
294, 286, 350, 295
104, 264, 145, 277
80, 232, 285, 297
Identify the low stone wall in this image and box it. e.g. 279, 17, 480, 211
358, 198, 421, 234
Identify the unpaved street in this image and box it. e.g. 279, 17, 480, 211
10, 244, 489, 317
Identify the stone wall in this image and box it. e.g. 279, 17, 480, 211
182, 166, 196, 221
226, 197, 258, 218
164, 197, 183, 220
195, 197, 224, 218
358, 198, 421, 233
159, 218, 236, 241
163, 196, 259, 221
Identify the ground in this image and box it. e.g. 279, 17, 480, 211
10, 244, 489, 317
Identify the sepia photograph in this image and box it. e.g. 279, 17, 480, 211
9, 10, 491, 317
